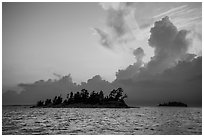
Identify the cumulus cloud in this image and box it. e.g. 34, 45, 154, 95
115, 57, 202, 106
2, 74, 115, 105
116, 17, 194, 81
186, 23, 202, 56
116, 47, 144, 80
113, 17, 201, 106
3, 57, 202, 106
80, 75, 115, 95
146, 16, 191, 74
3, 16, 202, 107
3, 75, 79, 105
133, 47, 145, 62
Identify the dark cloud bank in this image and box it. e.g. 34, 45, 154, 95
3, 17, 202, 106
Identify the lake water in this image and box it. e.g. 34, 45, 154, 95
2, 106, 202, 135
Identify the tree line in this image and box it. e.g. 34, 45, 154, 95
36, 87, 128, 107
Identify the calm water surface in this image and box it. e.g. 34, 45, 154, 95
2, 106, 202, 135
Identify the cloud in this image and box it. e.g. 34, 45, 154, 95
185, 22, 202, 56
115, 47, 144, 80
133, 47, 145, 62
53, 73, 62, 79
96, 2, 138, 49
115, 57, 202, 106
3, 16, 202, 107
113, 17, 201, 106
2, 74, 115, 105
114, 16, 196, 81
152, 5, 188, 19
94, 28, 112, 48
80, 75, 115, 95
3, 57, 201, 106
146, 16, 191, 74
180, 53, 197, 62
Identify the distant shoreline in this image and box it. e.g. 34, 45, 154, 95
30, 101, 133, 108
158, 101, 188, 107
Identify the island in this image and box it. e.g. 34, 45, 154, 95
32, 87, 130, 108
158, 101, 188, 107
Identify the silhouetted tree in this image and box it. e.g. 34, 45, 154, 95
81, 89, 89, 103
36, 100, 44, 106
35, 87, 128, 108
68, 92, 74, 104
159, 101, 187, 107
89, 91, 98, 104
115, 87, 123, 101
99, 90, 104, 103
53, 96, 57, 105
57, 95, 63, 104
109, 89, 117, 101
44, 99, 52, 106
53, 95, 63, 105
63, 93, 69, 105
74, 92, 81, 103
121, 94, 128, 100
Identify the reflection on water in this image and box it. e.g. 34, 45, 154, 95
2, 106, 202, 135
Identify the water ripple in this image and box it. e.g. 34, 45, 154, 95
2, 106, 202, 135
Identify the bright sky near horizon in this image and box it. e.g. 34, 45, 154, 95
2, 2, 202, 91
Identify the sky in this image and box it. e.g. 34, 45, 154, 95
2, 2, 202, 106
